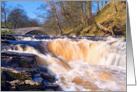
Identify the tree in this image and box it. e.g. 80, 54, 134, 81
59, 1, 71, 28
52, 2, 63, 35
7, 8, 29, 28
1, 1, 9, 28
87, 1, 92, 19
44, 1, 63, 35
101, 1, 103, 8
28, 19, 39, 27
38, 1, 96, 35
80, 2, 85, 26
105, 1, 108, 4
97, 1, 99, 13
114, 1, 118, 12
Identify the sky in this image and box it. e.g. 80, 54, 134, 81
2, 1, 108, 24
6, 1, 46, 23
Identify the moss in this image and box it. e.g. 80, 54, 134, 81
101, 4, 110, 13
101, 21, 106, 25
115, 18, 122, 23
107, 11, 111, 14
62, 1, 126, 36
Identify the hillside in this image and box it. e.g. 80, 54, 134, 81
63, 1, 126, 36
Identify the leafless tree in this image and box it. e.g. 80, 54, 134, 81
7, 8, 29, 28
101, 1, 103, 8
97, 1, 99, 13
114, 1, 118, 12
1, 1, 9, 28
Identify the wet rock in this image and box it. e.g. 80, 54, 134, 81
1, 51, 61, 91
11, 81, 45, 91
9, 80, 39, 86
1, 40, 11, 44
21, 68, 40, 78
1, 34, 16, 40
40, 73, 55, 82
44, 82, 60, 91
1, 81, 12, 91
39, 66, 48, 72
1, 67, 45, 91
15, 84, 45, 91
1, 51, 38, 68
1, 67, 31, 81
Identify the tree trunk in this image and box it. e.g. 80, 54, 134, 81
97, 1, 99, 13
59, 1, 71, 28
80, 2, 85, 26
52, 2, 63, 35
84, 2, 88, 26
87, 1, 91, 19
114, 1, 118, 12
4, 13, 6, 28
101, 1, 103, 8
96, 23, 115, 36
14, 23, 16, 29
92, 16, 115, 36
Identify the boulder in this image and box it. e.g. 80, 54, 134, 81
1, 51, 38, 68
40, 73, 55, 82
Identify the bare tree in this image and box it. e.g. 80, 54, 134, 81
105, 1, 108, 4
1, 1, 9, 28
101, 1, 103, 8
114, 1, 118, 12
52, 2, 63, 35
59, 1, 71, 28
28, 19, 39, 27
97, 1, 99, 13
8, 8, 29, 28
80, 2, 85, 26
87, 1, 92, 19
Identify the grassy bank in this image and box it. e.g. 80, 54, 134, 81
1, 30, 16, 35
63, 1, 126, 36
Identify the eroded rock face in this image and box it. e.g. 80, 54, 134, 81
1, 51, 61, 91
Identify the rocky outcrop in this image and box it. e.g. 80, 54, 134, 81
1, 51, 61, 91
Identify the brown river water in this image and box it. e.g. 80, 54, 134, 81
1, 35, 126, 91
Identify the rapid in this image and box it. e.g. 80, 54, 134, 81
1, 35, 126, 91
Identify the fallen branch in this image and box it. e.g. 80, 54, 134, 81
96, 23, 115, 36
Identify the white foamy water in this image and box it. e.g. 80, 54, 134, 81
2, 36, 126, 91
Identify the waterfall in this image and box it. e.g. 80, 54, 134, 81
2, 35, 126, 91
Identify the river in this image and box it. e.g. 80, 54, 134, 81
1, 35, 126, 91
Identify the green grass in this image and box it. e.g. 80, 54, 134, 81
1, 30, 16, 34
62, 1, 126, 36
1, 21, 14, 28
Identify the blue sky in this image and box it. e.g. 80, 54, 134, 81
3, 1, 108, 23
6, 1, 45, 23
